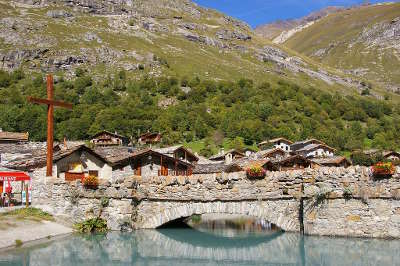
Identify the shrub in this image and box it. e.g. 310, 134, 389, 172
191, 214, 202, 224
15, 239, 23, 247
101, 197, 109, 208
314, 187, 332, 206
246, 165, 266, 179
343, 187, 353, 200
74, 218, 108, 233
83, 175, 99, 189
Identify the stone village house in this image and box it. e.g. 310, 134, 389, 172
293, 143, 336, 158
209, 149, 245, 165
6, 145, 194, 183
290, 139, 335, 158
154, 145, 199, 165
90, 130, 129, 147
138, 132, 162, 146
0, 130, 29, 144
258, 137, 293, 152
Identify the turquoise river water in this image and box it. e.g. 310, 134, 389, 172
0, 229, 400, 265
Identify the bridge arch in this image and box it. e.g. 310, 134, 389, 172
134, 200, 300, 232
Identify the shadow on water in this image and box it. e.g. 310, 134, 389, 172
156, 216, 285, 248
157, 227, 284, 248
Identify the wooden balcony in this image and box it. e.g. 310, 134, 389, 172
158, 169, 193, 176
65, 172, 84, 181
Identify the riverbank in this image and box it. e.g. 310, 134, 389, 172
0, 208, 72, 249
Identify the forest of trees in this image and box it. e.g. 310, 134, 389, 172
0, 68, 399, 156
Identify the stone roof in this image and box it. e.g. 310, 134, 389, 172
296, 143, 336, 152
0, 131, 29, 142
154, 145, 199, 161
291, 139, 326, 147
231, 157, 270, 169
5, 144, 86, 171
193, 163, 227, 174
311, 156, 351, 166
260, 137, 293, 144
196, 155, 217, 165
94, 146, 137, 164
5, 144, 193, 171
209, 149, 244, 160
255, 148, 287, 159
154, 145, 182, 155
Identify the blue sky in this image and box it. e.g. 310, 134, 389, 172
193, 0, 397, 28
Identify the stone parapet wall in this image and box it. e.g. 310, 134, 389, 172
133, 166, 400, 201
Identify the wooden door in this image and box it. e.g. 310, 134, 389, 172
0, 181, 3, 194
135, 160, 141, 176
161, 163, 168, 176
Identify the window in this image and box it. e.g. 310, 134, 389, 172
89, 170, 99, 177
69, 163, 83, 173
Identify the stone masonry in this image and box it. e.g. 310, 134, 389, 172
31, 166, 400, 238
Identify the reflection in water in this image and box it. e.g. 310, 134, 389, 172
0, 229, 400, 265
186, 214, 282, 238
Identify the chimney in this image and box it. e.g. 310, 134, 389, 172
64, 137, 68, 150
220, 148, 225, 155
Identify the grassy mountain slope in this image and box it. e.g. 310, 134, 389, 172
283, 2, 400, 92
0, 0, 391, 99
255, 6, 343, 40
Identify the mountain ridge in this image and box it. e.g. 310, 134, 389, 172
0, 0, 387, 100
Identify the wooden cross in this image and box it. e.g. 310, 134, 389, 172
28, 74, 73, 177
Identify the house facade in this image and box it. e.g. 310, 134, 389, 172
383, 151, 400, 161
295, 144, 335, 158
114, 149, 193, 178
269, 138, 292, 152
263, 155, 316, 171
209, 149, 245, 164
0, 130, 29, 144
256, 148, 287, 160
138, 132, 162, 145
53, 146, 112, 181
90, 131, 129, 147
155, 146, 199, 164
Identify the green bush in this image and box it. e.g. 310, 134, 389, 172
191, 215, 201, 224
343, 187, 353, 200
101, 197, 109, 208
74, 218, 108, 233
15, 239, 23, 247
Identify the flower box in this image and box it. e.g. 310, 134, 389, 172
372, 162, 395, 178
82, 175, 99, 189
246, 166, 266, 179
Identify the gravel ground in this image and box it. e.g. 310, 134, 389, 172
0, 219, 72, 249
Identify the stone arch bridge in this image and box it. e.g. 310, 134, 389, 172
134, 200, 299, 231
130, 172, 302, 231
